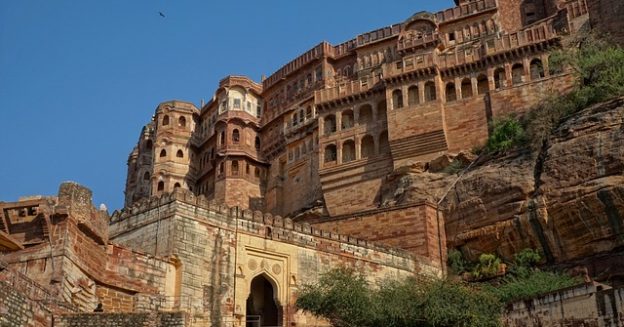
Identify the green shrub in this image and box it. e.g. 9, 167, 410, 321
447, 249, 468, 274
471, 253, 502, 279
485, 270, 580, 304
442, 159, 466, 175
514, 248, 542, 268
485, 117, 525, 153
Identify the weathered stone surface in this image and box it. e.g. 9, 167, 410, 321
442, 97, 624, 264
504, 282, 624, 327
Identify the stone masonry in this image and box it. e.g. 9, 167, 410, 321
3, 0, 623, 326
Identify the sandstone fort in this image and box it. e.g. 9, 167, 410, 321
1, 0, 624, 325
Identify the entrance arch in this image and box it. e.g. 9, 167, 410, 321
246, 274, 282, 327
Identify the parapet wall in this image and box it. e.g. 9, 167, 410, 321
505, 282, 624, 326
111, 189, 422, 265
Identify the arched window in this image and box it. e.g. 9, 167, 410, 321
358, 104, 373, 124
464, 25, 471, 40
160, 149, 167, 158
341, 110, 354, 129
392, 89, 403, 109
446, 83, 457, 102
176, 150, 184, 158
530, 59, 545, 80
342, 140, 355, 163
232, 129, 240, 143
461, 78, 473, 98
512, 63, 524, 85
220, 131, 226, 145
174, 183, 181, 189
144, 139, 153, 151
143, 172, 150, 181
306, 106, 313, 119
477, 74, 489, 94
379, 131, 390, 154
157, 181, 164, 191
472, 23, 480, 37
494, 68, 506, 89
424, 81, 437, 102
232, 161, 239, 175
377, 100, 387, 120
408, 85, 419, 106
361, 135, 375, 159
324, 115, 336, 135
178, 116, 186, 128
254, 167, 260, 178
162, 115, 170, 126
324, 144, 337, 163
255, 136, 261, 149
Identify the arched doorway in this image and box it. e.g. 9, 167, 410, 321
246, 274, 282, 327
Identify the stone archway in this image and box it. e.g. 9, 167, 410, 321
246, 274, 282, 327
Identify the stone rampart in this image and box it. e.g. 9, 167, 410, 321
111, 189, 419, 264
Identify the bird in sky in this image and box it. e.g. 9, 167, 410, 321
159, 11, 166, 18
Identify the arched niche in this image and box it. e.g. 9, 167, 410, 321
246, 273, 283, 327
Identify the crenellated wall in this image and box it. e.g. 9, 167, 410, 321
109, 188, 435, 326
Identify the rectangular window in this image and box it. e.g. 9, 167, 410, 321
448, 32, 456, 42
233, 98, 241, 109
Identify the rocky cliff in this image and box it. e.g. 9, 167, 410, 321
385, 97, 624, 276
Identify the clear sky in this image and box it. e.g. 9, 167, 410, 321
0, 0, 454, 211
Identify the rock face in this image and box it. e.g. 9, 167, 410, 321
386, 97, 624, 266
446, 97, 624, 263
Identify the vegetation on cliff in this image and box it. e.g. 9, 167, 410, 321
296, 249, 580, 327
485, 33, 624, 153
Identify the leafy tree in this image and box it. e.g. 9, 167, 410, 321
295, 267, 373, 327
421, 280, 501, 327
296, 268, 503, 327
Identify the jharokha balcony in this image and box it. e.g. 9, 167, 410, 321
385, 16, 561, 80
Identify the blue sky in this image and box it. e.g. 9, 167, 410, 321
0, 0, 453, 211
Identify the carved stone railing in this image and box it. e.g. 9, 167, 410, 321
435, 0, 497, 24
314, 74, 383, 105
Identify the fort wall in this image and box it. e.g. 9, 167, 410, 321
110, 189, 433, 326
